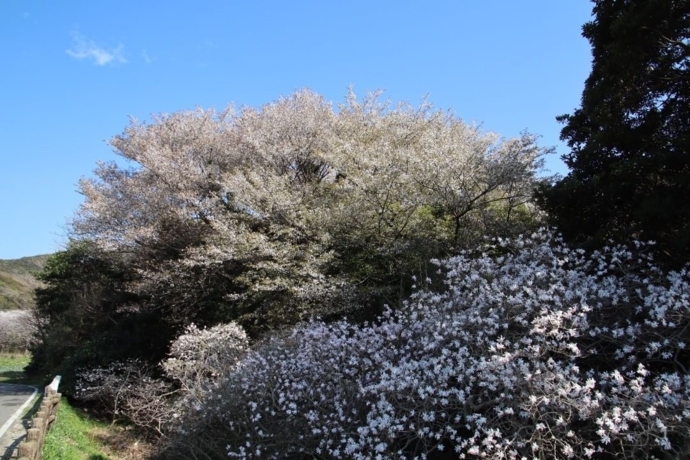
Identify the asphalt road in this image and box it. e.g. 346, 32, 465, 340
0, 384, 35, 439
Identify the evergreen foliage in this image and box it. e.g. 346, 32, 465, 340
537, 0, 690, 267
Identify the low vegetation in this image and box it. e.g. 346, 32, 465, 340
0, 352, 31, 383
42, 399, 152, 460
42, 400, 107, 460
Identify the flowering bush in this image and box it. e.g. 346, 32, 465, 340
0, 310, 34, 353
163, 322, 249, 386
76, 323, 248, 438
162, 231, 689, 459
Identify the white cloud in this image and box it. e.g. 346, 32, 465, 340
66, 32, 127, 66
141, 49, 152, 64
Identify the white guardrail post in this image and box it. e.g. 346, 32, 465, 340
17, 376, 63, 460
44, 375, 61, 397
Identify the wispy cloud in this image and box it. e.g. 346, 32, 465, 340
141, 49, 152, 64
66, 32, 127, 66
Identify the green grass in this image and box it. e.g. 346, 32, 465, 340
1, 353, 150, 459
42, 398, 111, 460
0, 352, 32, 383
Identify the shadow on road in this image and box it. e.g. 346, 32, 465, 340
0, 371, 23, 382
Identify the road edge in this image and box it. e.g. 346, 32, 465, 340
0, 384, 38, 441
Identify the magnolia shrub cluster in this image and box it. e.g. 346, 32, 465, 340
163, 322, 249, 385
153, 231, 689, 459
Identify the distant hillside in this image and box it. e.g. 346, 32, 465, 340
0, 254, 50, 310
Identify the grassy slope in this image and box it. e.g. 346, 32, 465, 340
1, 356, 110, 459
0, 353, 149, 459
43, 399, 154, 460
0, 254, 50, 310
42, 400, 110, 460
0, 353, 35, 384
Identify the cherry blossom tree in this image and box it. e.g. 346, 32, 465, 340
0, 310, 34, 353
72, 89, 545, 334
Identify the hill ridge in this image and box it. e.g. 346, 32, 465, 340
0, 254, 50, 310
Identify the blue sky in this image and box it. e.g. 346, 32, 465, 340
0, 1, 593, 259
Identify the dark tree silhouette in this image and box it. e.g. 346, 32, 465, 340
538, 0, 690, 267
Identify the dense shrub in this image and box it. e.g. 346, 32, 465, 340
162, 322, 249, 387
80, 231, 689, 458
27, 243, 166, 390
